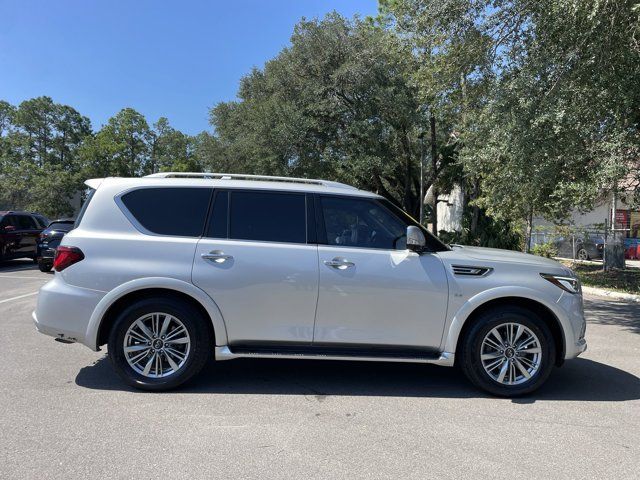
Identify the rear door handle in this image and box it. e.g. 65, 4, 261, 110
202, 250, 233, 263
324, 257, 355, 270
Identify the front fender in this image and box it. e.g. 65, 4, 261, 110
442, 286, 566, 354
84, 277, 228, 350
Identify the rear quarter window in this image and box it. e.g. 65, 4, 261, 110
120, 187, 212, 237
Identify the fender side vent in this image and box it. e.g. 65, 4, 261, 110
452, 265, 492, 276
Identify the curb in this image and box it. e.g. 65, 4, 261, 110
582, 286, 640, 303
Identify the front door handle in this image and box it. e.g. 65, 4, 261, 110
202, 250, 233, 263
324, 257, 355, 270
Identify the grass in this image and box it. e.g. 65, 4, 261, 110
559, 260, 640, 295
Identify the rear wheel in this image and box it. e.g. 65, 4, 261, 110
459, 306, 556, 397
108, 297, 212, 391
38, 260, 52, 272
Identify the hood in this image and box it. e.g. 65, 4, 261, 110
450, 245, 565, 269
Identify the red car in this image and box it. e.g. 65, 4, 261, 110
0, 211, 48, 263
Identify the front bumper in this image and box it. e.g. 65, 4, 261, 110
33, 276, 105, 347
557, 291, 588, 359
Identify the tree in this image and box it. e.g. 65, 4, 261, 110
0, 97, 91, 216
81, 108, 153, 178
208, 13, 431, 217
382, 0, 640, 253
151, 117, 199, 173
380, 0, 495, 232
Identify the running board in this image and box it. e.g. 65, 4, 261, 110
214, 346, 455, 366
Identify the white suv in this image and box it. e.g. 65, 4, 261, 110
33, 173, 587, 396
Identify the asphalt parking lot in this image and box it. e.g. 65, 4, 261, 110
0, 260, 638, 479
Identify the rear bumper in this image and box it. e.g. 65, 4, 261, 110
37, 248, 56, 262
33, 276, 105, 348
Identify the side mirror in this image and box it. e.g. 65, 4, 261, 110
406, 225, 426, 253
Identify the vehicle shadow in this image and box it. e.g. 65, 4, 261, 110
0, 259, 39, 273
584, 297, 640, 335
76, 356, 640, 402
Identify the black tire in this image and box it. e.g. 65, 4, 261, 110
38, 260, 52, 272
459, 305, 556, 397
577, 248, 589, 261
108, 297, 212, 391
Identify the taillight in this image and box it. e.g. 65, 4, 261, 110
53, 246, 84, 272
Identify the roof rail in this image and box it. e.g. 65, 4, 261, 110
144, 172, 357, 190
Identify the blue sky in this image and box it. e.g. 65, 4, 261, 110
0, 0, 378, 134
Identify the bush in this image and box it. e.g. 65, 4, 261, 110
532, 242, 558, 258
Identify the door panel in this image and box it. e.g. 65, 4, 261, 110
15, 215, 39, 256
314, 247, 448, 349
313, 195, 449, 350
1, 216, 22, 258
192, 239, 319, 344
192, 189, 319, 345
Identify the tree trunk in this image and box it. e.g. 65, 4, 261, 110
470, 178, 480, 235
524, 209, 533, 253
404, 153, 411, 213
429, 113, 438, 235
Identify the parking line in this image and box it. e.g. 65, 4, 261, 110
0, 266, 38, 272
0, 292, 39, 305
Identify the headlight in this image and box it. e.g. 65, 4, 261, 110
540, 273, 581, 294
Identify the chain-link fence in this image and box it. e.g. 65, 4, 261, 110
530, 228, 607, 262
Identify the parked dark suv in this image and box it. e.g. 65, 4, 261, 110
0, 211, 48, 263
36, 219, 75, 272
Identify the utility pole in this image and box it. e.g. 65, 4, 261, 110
419, 135, 425, 225
606, 187, 626, 270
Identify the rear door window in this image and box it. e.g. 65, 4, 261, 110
0, 215, 16, 229
228, 190, 306, 244
16, 215, 37, 230
120, 187, 212, 237
206, 190, 229, 238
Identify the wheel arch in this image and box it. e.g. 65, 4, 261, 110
85, 277, 228, 350
445, 291, 566, 366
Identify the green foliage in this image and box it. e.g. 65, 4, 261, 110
80, 108, 153, 177
560, 261, 640, 294
532, 242, 558, 259
383, 0, 640, 225
0, 97, 91, 216
205, 13, 441, 216
0, 100, 212, 217
3, 3, 638, 229
438, 206, 522, 250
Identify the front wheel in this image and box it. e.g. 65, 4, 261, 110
459, 306, 556, 397
108, 297, 212, 391
577, 248, 589, 261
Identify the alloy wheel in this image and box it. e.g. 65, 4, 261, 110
123, 312, 191, 378
480, 322, 542, 385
